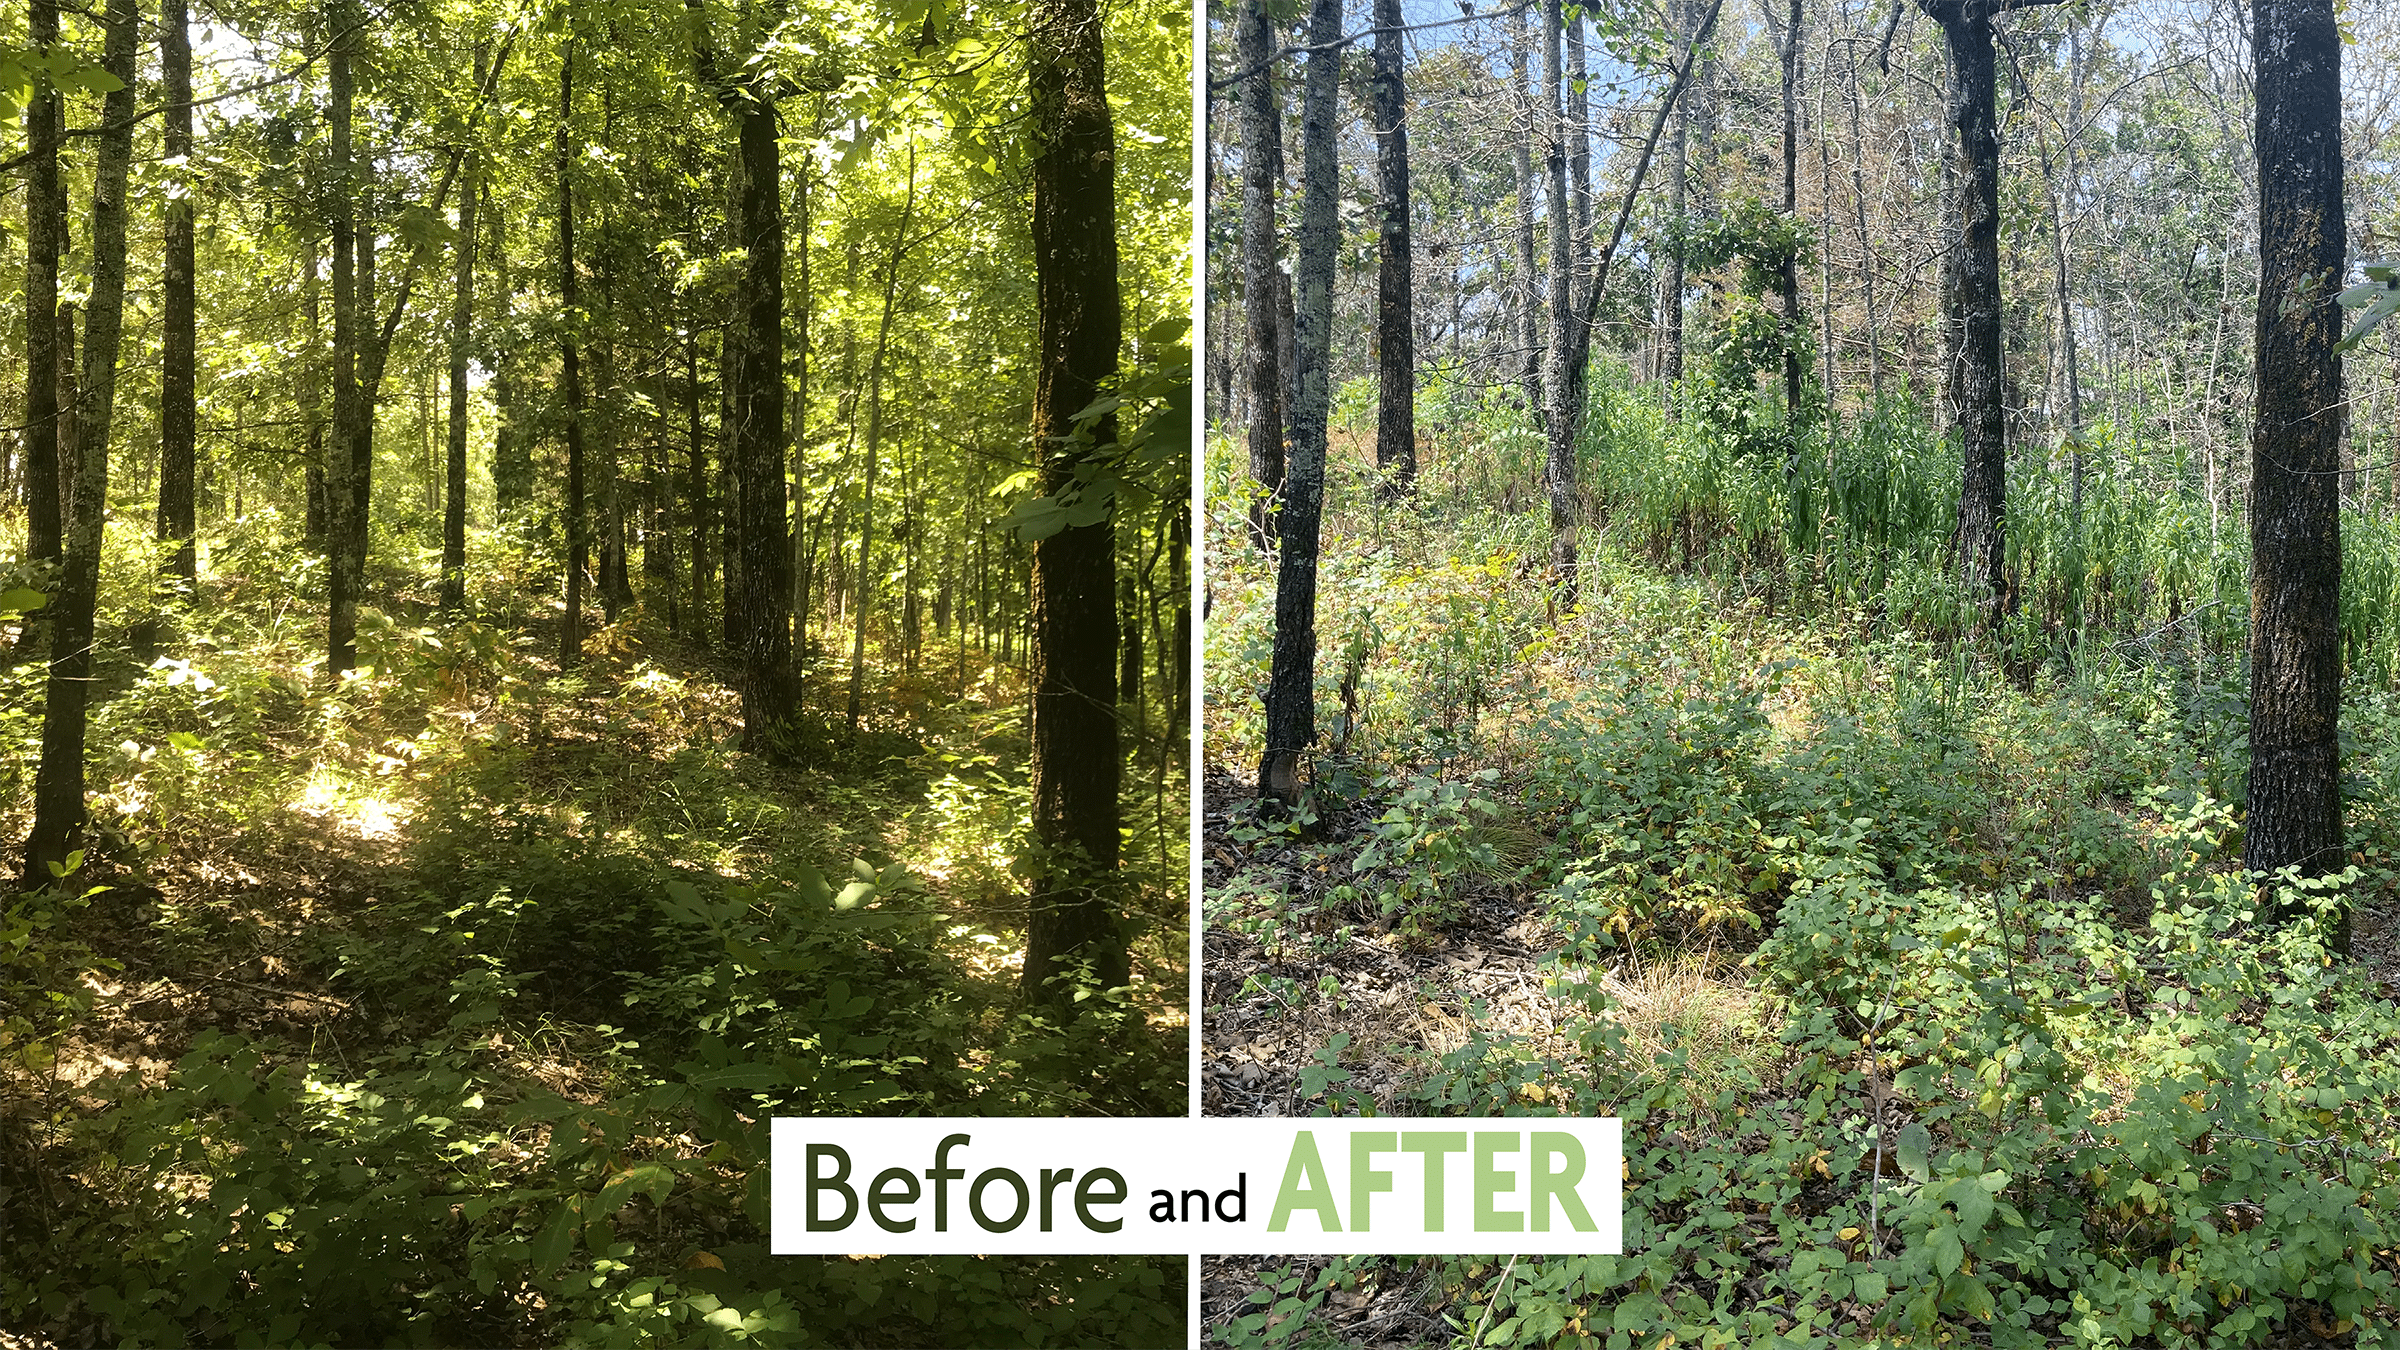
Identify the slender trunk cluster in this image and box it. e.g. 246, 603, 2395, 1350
23, 0, 137, 886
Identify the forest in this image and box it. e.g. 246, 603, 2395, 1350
1203, 0, 2400, 1343
0, 0, 1192, 1345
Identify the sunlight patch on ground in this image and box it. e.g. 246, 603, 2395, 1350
288, 764, 411, 841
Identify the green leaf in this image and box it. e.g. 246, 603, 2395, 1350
1894, 1122, 1932, 1182
0, 586, 47, 614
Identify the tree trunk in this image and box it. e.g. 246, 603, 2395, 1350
558, 42, 587, 668
1656, 0, 1690, 394
733, 83, 794, 743
846, 151, 915, 733
687, 328, 710, 643
441, 44, 482, 614
1258, 0, 1341, 804
1022, 0, 1127, 1005
157, 0, 197, 600
14, 0, 62, 661
326, 0, 361, 677
1370, 0, 1415, 495
1773, 0, 1802, 432
1542, 0, 1579, 601
1512, 6, 1543, 420
23, 0, 136, 887
2246, 0, 2348, 952
1238, 0, 1286, 544
1922, 0, 2009, 626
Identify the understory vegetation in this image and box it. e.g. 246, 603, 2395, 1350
0, 514, 1186, 1348
1201, 378, 2400, 1348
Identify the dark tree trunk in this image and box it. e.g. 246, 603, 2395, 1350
301, 245, 327, 549
1772, 0, 1803, 431
158, 0, 197, 594
1542, 0, 1579, 600
687, 328, 710, 644
1237, 0, 1285, 545
23, 0, 135, 887
1656, 0, 1689, 393
733, 87, 794, 743
1021, 0, 1126, 1004
558, 42, 587, 668
2247, 0, 2348, 953
487, 183, 530, 516
441, 46, 482, 614
1258, 0, 1340, 804
1511, 6, 1542, 419
1370, 0, 1414, 496
326, 0, 360, 677
14, 0, 62, 661
1920, 0, 2010, 626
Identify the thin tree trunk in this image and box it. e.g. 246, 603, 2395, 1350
1259, 0, 1342, 803
558, 41, 587, 668
1370, 0, 1415, 495
1543, 0, 1578, 598
847, 150, 916, 732
1238, 0, 1286, 544
2246, 0, 2348, 952
1656, 0, 1690, 395
440, 43, 482, 614
326, 0, 361, 677
1512, 6, 1543, 420
157, 0, 197, 606
23, 0, 136, 886
14, 0, 61, 661
733, 78, 794, 743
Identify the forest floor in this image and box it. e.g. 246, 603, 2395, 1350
1199, 488, 2400, 1347
0, 549, 1186, 1348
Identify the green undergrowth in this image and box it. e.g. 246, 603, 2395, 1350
1203, 406, 2400, 1345
2, 518, 1184, 1348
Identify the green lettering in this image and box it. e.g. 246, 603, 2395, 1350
1529, 1132, 1595, 1232
1403, 1131, 1468, 1230
1268, 1130, 1343, 1233
1350, 1131, 1396, 1233
1475, 1131, 1522, 1232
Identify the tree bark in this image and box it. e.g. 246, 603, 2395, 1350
1022, 0, 1127, 1003
1919, 0, 2013, 626
440, 43, 482, 614
1238, 0, 1286, 545
1542, 0, 1579, 600
846, 151, 915, 733
1656, 0, 1690, 393
1512, 6, 1543, 419
158, 0, 197, 595
1258, 0, 1341, 804
14, 0, 62, 661
2246, 0, 2347, 953
558, 41, 587, 668
1370, 0, 1414, 495
23, 0, 136, 887
326, 0, 361, 677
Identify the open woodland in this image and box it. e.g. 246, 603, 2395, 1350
1204, 0, 2400, 1342
0, 0, 1191, 1344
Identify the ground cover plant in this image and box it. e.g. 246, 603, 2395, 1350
1199, 393, 2400, 1348
2, 534, 1187, 1347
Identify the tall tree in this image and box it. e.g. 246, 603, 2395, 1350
1257, 0, 1341, 803
1541, 0, 1576, 594
326, 0, 362, 677
2246, 0, 2348, 952
158, 0, 198, 600
1021, 0, 1128, 1002
558, 41, 588, 668
441, 44, 484, 615
1237, 0, 1286, 544
15, 0, 63, 661
1511, 5, 1542, 418
1915, 0, 2061, 624
23, 0, 137, 886
1370, 0, 1415, 495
